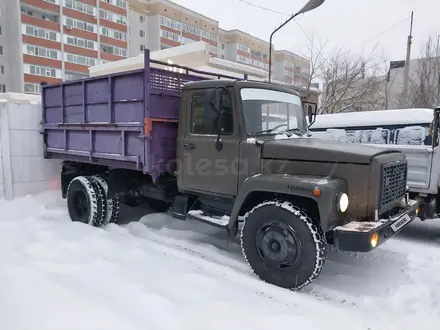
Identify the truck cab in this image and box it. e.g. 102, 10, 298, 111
168, 78, 419, 289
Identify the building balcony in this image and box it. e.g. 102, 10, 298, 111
21, 0, 60, 14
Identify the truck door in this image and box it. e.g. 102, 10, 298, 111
181, 87, 239, 196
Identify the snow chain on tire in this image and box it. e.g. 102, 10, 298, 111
240, 199, 327, 290
67, 176, 107, 227
92, 175, 121, 226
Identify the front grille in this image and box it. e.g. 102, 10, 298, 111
379, 161, 407, 209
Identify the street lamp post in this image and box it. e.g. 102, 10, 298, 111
268, 0, 325, 82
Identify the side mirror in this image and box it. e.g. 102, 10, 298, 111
209, 86, 226, 114
209, 86, 227, 151
304, 102, 317, 126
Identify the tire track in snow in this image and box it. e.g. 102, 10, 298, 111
116, 222, 301, 309
116, 221, 383, 317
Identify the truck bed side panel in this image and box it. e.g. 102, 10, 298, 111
42, 57, 209, 178
43, 69, 146, 171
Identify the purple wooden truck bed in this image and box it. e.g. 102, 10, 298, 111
41, 50, 245, 180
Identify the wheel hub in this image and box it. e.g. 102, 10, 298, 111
73, 191, 89, 218
256, 221, 302, 269
271, 241, 281, 252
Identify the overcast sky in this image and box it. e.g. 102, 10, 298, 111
173, 0, 440, 62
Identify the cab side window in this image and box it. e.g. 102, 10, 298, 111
190, 89, 233, 135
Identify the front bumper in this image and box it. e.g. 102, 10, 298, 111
333, 198, 419, 252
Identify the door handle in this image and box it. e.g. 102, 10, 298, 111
184, 143, 196, 149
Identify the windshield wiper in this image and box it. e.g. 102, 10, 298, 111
254, 129, 294, 136
254, 128, 277, 135
284, 128, 307, 136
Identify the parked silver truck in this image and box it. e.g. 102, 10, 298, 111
310, 107, 440, 220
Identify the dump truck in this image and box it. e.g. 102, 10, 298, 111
41, 49, 419, 290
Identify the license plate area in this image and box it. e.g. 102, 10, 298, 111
390, 213, 412, 232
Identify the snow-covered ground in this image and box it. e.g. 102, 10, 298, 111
1, 191, 440, 330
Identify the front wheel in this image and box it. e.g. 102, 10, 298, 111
240, 200, 327, 290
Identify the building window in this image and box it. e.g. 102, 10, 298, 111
140, 44, 144, 51
140, 30, 145, 37
29, 65, 56, 77
0, 84, 6, 93
0, 66, 4, 74
115, 0, 127, 8
100, 27, 127, 41
99, 9, 126, 25
65, 35, 96, 50
237, 55, 249, 64
221, 44, 225, 50
201, 30, 217, 41
25, 45, 58, 59
64, 0, 95, 15
238, 44, 248, 52
160, 30, 181, 42
190, 90, 233, 135
0, 26, 2, 35
65, 53, 96, 66
0, 46, 3, 55
100, 44, 127, 57
102, 0, 127, 9
182, 23, 200, 36
140, 15, 145, 23
24, 83, 41, 94
65, 17, 95, 33
24, 25, 58, 41
160, 16, 181, 31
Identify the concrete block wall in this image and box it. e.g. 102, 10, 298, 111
0, 93, 61, 200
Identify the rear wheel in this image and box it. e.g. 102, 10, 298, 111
92, 175, 120, 225
241, 200, 327, 290
66, 176, 106, 227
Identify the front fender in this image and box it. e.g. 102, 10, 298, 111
228, 174, 348, 231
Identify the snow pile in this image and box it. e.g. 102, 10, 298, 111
311, 108, 433, 129
1, 191, 440, 330
395, 126, 427, 145
311, 128, 389, 144
311, 126, 427, 146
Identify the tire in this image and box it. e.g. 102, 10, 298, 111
66, 176, 107, 227
92, 175, 120, 225
240, 200, 327, 290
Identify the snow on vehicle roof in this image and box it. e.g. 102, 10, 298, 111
310, 108, 433, 129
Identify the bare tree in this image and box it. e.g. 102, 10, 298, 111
302, 38, 386, 114
406, 36, 440, 108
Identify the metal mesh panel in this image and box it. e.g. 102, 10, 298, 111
150, 68, 208, 93
379, 161, 407, 209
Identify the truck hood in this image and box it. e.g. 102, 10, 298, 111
261, 138, 400, 164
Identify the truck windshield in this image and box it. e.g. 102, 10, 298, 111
240, 88, 306, 136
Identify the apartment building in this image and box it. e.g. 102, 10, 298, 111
128, 0, 219, 57
218, 28, 271, 72
273, 50, 311, 87
128, 0, 311, 86
0, 0, 312, 95
0, 0, 129, 94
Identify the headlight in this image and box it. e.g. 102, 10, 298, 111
337, 193, 349, 213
